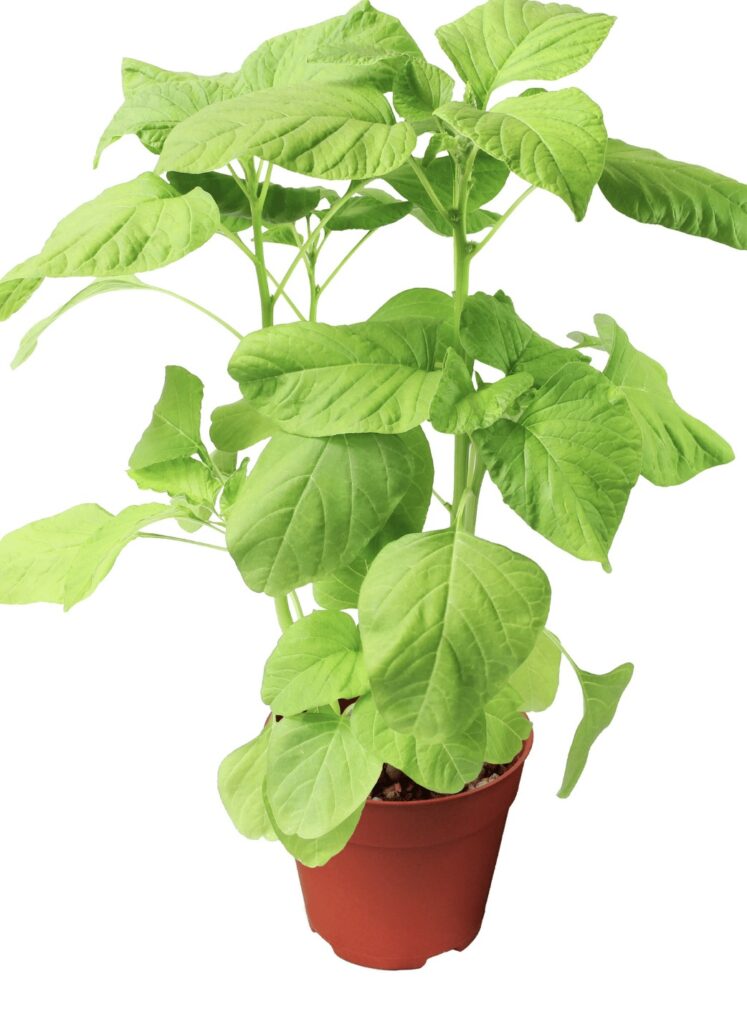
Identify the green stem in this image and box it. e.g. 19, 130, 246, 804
143, 283, 243, 340
221, 229, 306, 322
318, 229, 377, 298
245, 161, 274, 328
408, 157, 451, 222
472, 185, 536, 257
274, 596, 294, 632
450, 158, 474, 527
138, 532, 227, 552
290, 590, 304, 619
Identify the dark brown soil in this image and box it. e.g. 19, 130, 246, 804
369, 760, 516, 802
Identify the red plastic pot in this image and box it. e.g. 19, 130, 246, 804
296, 731, 533, 970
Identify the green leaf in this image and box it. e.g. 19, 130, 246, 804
599, 138, 747, 250
218, 724, 276, 841
430, 348, 534, 433
263, 783, 364, 867
572, 315, 734, 485
129, 458, 220, 506
228, 318, 443, 436
209, 398, 273, 453
168, 172, 323, 231
508, 628, 562, 712
0, 504, 113, 604
313, 2, 423, 81
5, 174, 220, 281
62, 503, 175, 610
129, 366, 205, 470
157, 85, 416, 182
436, 89, 607, 219
95, 67, 243, 165
436, 0, 615, 106
386, 153, 509, 236
261, 611, 369, 716
220, 460, 250, 518
351, 693, 486, 794
266, 709, 381, 839
461, 291, 589, 385
225, 432, 413, 597
558, 658, 634, 797
11, 277, 148, 368
371, 287, 454, 325
393, 60, 454, 131
474, 362, 642, 566
359, 530, 551, 740
0, 276, 42, 322
483, 688, 532, 763
326, 188, 412, 230
313, 427, 433, 610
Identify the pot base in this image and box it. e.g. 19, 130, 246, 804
310, 925, 481, 971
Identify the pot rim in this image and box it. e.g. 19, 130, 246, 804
364, 727, 533, 809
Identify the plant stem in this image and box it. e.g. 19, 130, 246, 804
221, 229, 306, 322
143, 284, 244, 340
408, 157, 451, 222
138, 532, 227, 552
290, 590, 304, 619
318, 229, 377, 298
472, 185, 536, 257
274, 596, 294, 632
244, 161, 274, 328
450, 156, 474, 527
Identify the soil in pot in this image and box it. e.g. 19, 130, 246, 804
370, 759, 518, 802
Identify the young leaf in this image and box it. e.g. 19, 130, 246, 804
225, 432, 413, 597
430, 348, 534, 433
483, 688, 533, 763
228, 318, 443, 436
572, 315, 734, 485
5, 175, 220, 281
326, 189, 412, 231
263, 784, 365, 868
393, 60, 454, 131
209, 398, 273, 453
476, 363, 641, 566
11, 277, 148, 368
219, 460, 250, 518
218, 724, 276, 841
266, 709, 381, 839
261, 611, 369, 716
436, 0, 615, 106
351, 693, 486, 794
129, 459, 220, 506
129, 366, 205, 470
436, 88, 607, 219
599, 139, 747, 250
507, 628, 562, 712
359, 530, 551, 741
558, 659, 634, 797
0, 276, 42, 323
157, 85, 416, 181
461, 291, 589, 385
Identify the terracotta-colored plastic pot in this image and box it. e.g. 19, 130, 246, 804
296, 730, 533, 970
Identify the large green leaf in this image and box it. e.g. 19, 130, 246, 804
3, 175, 220, 283
558, 658, 633, 797
11, 277, 148, 368
261, 611, 369, 716
436, 0, 615, 106
209, 398, 273, 453
313, 427, 434, 611
474, 362, 642, 566
225, 432, 413, 596
393, 60, 454, 131
157, 85, 416, 181
436, 89, 607, 219
483, 688, 533, 763
263, 783, 364, 867
359, 530, 551, 740
129, 366, 205, 470
599, 139, 747, 250
462, 292, 589, 384
507, 628, 562, 712
266, 709, 381, 839
430, 348, 534, 433
0, 277, 42, 322
218, 724, 276, 841
571, 315, 734, 486
228, 318, 443, 436
351, 693, 485, 794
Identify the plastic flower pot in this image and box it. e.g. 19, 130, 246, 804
296, 730, 533, 970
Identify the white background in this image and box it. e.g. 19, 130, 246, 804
0, 1, 745, 1020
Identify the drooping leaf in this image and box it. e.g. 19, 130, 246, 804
228, 318, 443, 436
263, 783, 364, 867
168, 172, 323, 231
436, 89, 607, 219
218, 724, 276, 841
129, 458, 220, 506
571, 315, 734, 485
0, 276, 42, 323
266, 709, 381, 839
209, 398, 273, 453
430, 348, 534, 433
11, 277, 148, 368
558, 658, 634, 797
461, 291, 589, 385
261, 611, 369, 716
393, 60, 454, 131
359, 530, 551, 740
436, 0, 615, 106
351, 693, 486, 794
313, 427, 434, 610
599, 139, 747, 250
483, 687, 533, 763
5, 175, 220, 282
129, 366, 205, 470
507, 628, 562, 712
474, 362, 642, 566
225, 432, 413, 596
326, 188, 412, 230
157, 85, 416, 182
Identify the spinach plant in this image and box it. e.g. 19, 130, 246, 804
0, 1, 739, 867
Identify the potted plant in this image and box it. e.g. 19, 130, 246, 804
0, 0, 740, 971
